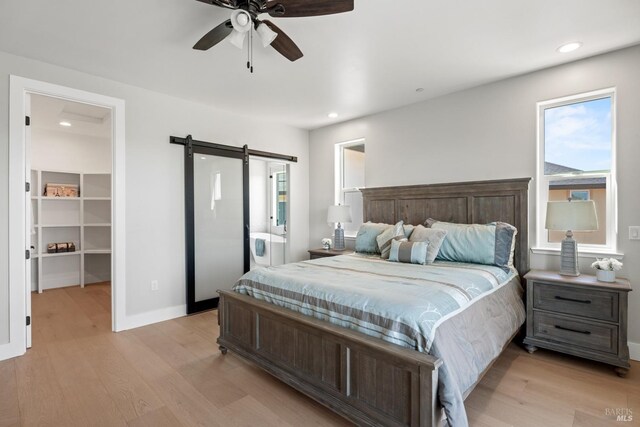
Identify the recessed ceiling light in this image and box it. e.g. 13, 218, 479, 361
201, 156, 206, 160
415, 88, 424, 93
59, 121, 72, 127
328, 112, 338, 119
557, 42, 582, 53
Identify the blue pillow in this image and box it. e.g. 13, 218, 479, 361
355, 222, 391, 254
425, 219, 517, 272
403, 224, 415, 239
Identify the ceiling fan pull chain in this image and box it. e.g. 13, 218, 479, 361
250, 28, 254, 73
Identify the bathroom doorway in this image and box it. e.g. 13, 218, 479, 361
176, 135, 295, 315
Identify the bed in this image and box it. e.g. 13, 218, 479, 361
217, 178, 531, 427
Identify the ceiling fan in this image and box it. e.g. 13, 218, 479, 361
193, 0, 354, 66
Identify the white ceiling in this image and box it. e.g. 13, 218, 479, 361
31, 94, 112, 138
1, 0, 639, 129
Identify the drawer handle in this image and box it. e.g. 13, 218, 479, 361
554, 325, 591, 335
554, 296, 591, 304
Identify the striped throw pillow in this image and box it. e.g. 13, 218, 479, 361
376, 221, 405, 259
389, 239, 429, 265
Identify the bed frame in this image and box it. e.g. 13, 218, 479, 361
218, 177, 530, 427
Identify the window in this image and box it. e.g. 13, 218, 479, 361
537, 88, 617, 252
335, 139, 365, 236
273, 170, 287, 226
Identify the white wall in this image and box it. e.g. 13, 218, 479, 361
309, 45, 640, 354
0, 50, 309, 344
31, 128, 111, 173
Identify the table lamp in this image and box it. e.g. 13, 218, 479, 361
545, 200, 598, 276
327, 205, 352, 250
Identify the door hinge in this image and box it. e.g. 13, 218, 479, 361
26, 182, 30, 192
25, 116, 30, 126
26, 316, 31, 326
25, 249, 30, 260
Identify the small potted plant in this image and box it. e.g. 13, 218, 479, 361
591, 258, 623, 283
321, 238, 332, 250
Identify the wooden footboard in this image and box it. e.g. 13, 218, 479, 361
217, 290, 444, 427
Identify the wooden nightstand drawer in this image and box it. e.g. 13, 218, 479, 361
532, 311, 617, 354
533, 283, 618, 322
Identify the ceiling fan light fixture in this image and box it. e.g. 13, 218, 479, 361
230, 10, 252, 33
227, 30, 246, 49
256, 23, 278, 47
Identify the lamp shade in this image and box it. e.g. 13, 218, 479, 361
227, 30, 246, 49
545, 200, 598, 231
327, 205, 352, 224
230, 10, 252, 33
256, 23, 278, 47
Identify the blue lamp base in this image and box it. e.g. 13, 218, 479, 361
334, 223, 345, 250
559, 231, 579, 276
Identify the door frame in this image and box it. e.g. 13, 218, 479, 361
4, 76, 126, 361
184, 140, 250, 314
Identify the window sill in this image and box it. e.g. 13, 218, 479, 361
530, 247, 624, 260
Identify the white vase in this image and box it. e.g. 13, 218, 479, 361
596, 269, 616, 283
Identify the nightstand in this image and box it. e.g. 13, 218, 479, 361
308, 248, 353, 260
523, 270, 631, 377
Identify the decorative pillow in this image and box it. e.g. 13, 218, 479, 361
376, 221, 405, 259
425, 218, 517, 272
403, 224, 415, 239
355, 222, 391, 254
497, 222, 518, 268
389, 239, 429, 265
408, 225, 448, 264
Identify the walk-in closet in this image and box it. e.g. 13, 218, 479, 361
29, 95, 112, 293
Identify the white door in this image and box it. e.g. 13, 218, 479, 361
25, 94, 32, 348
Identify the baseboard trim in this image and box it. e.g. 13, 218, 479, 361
629, 341, 640, 362
0, 342, 25, 362
118, 304, 187, 331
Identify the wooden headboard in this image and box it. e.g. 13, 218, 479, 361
361, 178, 531, 275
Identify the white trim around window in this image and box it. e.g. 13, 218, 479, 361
334, 138, 365, 237
535, 87, 618, 254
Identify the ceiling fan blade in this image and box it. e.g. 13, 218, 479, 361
193, 20, 233, 51
195, 0, 238, 9
262, 20, 303, 62
265, 0, 353, 17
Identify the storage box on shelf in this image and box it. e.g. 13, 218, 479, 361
30, 170, 112, 292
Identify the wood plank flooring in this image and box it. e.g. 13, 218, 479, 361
0, 283, 637, 426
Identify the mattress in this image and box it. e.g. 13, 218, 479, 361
233, 253, 525, 426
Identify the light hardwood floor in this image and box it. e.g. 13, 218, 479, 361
0, 283, 637, 427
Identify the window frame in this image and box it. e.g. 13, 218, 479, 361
535, 88, 618, 255
334, 138, 365, 238
272, 170, 287, 227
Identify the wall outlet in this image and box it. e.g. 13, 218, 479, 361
151, 280, 159, 291
630, 226, 640, 240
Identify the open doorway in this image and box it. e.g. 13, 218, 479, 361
4, 76, 126, 361
28, 94, 113, 342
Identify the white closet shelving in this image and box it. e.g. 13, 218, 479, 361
31, 170, 112, 293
